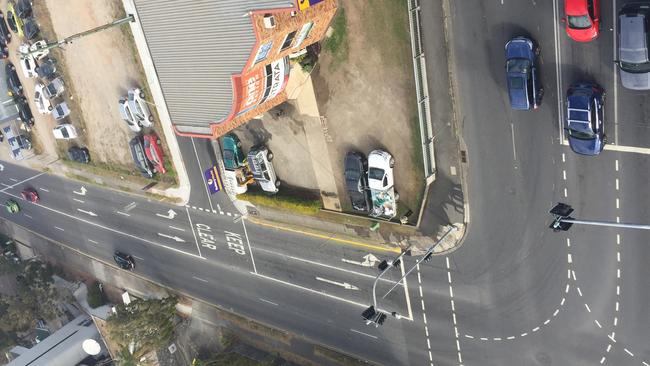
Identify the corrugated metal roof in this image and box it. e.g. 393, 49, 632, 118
133, 0, 293, 130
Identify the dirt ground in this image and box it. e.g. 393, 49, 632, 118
313, 0, 424, 217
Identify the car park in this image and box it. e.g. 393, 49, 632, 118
5, 62, 23, 96
52, 123, 78, 140
0, 11, 12, 43
565, 82, 606, 156
51, 102, 70, 120
34, 57, 55, 80
42, 77, 64, 99
129, 135, 155, 178
247, 146, 280, 193
617, 3, 650, 90
118, 98, 141, 132
505, 36, 542, 110
143, 132, 166, 174
22, 19, 38, 40
127, 88, 153, 125
113, 251, 135, 270
564, 0, 600, 42
67, 146, 90, 164
221, 133, 246, 170
20, 187, 38, 203
34, 83, 52, 113
15, 97, 34, 126
344, 151, 371, 212
4, 199, 19, 214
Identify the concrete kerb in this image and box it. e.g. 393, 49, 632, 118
121, 0, 191, 206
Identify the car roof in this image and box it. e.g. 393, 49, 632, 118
620, 13, 648, 63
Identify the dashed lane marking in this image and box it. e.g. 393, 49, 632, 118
192, 276, 209, 283
54, 226, 64, 231
258, 298, 278, 306
350, 329, 378, 339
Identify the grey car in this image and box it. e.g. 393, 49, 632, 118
618, 3, 650, 90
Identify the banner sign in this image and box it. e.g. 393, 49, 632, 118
204, 166, 222, 194
238, 57, 289, 116
298, 0, 324, 11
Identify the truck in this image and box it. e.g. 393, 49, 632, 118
247, 146, 281, 194
367, 150, 398, 220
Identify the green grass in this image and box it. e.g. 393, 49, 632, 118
238, 189, 321, 216
324, 7, 349, 68
363, 0, 412, 68
314, 345, 367, 366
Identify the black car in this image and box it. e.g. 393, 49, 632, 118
344, 151, 371, 212
67, 146, 90, 164
113, 251, 135, 270
0, 39, 8, 59
129, 135, 154, 178
0, 12, 12, 43
22, 19, 38, 40
35, 57, 56, 80
15, 97, 34, 126
5, 9, 17, 34
5, 62, 23, 96
15, 0, 32, 19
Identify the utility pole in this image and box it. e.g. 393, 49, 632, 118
20, 14, 135, 58
549, 202, 650, 231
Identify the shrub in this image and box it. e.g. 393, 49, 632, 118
87, 281, 105, 309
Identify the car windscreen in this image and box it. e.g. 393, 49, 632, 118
568, 15, 592, 29
61, 128, 69, 139
368, 167, 384, 181
508, 76, 525, 90
506, 58, 530, 74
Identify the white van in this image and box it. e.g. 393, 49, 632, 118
247, 146, 280, 194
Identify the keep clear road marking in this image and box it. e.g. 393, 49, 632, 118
350, 329, 378, 339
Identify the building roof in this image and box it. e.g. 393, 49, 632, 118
133, 0, 294, 135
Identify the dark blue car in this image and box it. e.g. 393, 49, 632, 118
505, 37, 542, 110
566, 83, 606, 155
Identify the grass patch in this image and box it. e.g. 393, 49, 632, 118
323, 7, 349, 68
399, 112, 426, 221
314, 345, 367, 366
219, 311, 291, 344
87, 281, 105, 308
363, 0, 411, 68
238, 188, 321, 216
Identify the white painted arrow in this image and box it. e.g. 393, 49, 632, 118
73, 186, 87, 196
342, 253, 380, 267
77, 208, 97, 217
316, 277, 359, 290
156, 209, 177, 219
0, 163, 4, 171
158, 233, 185, 242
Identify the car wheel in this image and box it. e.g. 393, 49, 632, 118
275, 179, 281, 188
157, 139, 161, 145
389, 157, 395, 168
9, 64, 15, 71
394, 192, 400, 201
139, 92, 145, 98
47, 105, 53, 111
148, 115, 154, 122
267, 151, 274, 161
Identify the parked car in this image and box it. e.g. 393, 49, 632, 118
19, 41, 47, 61
221, 133, 246, 171
51, 102, 70, 120
565, 82, 606, 155
52, 123, 78, 140
505, 36, 542, 110
617, 3, 650, 90
0, 11, 11, 43
127, 88, 153, 126
15, 0, 32, 19
129, 135, 154, 178
67, 146, 90, 164
367, 149, 394, 191
5, 62, 23, 96
6, 2, 22, 37
34, 57, 56, 80
22, 19, 38, 40
247, 146, 280, 193
143, 133, 166, 174
113, 251, 135, 270
15, 97, 34, 125
34, 83, 52, 113
20, 187, 38, 203
118, 98, 141, 132
4, 199, 19, 214
564, 0, 600, 42
18, 52, 37, 78
344, 151, 371, 212
0, 39, 8, 58
42, 77, 64, 99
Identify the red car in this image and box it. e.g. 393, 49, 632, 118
564, 0, 600, 42
20, 187, 39, 203
143, 133, 166, 174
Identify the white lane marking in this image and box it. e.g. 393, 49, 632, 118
54, 226, 64, 231
493, 337, 502, 341
543, 319, 551, 325
553, 309, 559, 317
0, 172, 45, 192
399, 256, 414, 320
242, 218, 258, 274
615, 178, 619, 190
156, 209, 177, 219
258, 298, 278, 306
39, 188, 49, 192
0, 183, 10, 187
562, 152, 566, 162
116, 211, 130, 217
532, 327, 540, 332
577, 287, 583, 297
192, 276, 209, 283
615, 159, 619, 171
446, 256, 464, 364
600, 356, 606, 364
123, 202, 137, 212
72, 186, 87, 196
190, 137, 215, 213
510, 123, 517, 161
616, 198, 620, 209
624, 348, 634, 357
506, 336, 515, 340
350, 329, 378, 339
77, 209, 97, 217
315, 276, 359, 290
88, 239, 98, 244
567, 253, 572, 263
521, 332, 528, 337
169, 225, 186, 232
595, 319, 602, 328
584, 304, 591, 312
564, 188, 568, 197
73, 198, 85, 204
563, 170, 566, 180
132, 255, 144, 261
613, 0, 619, 145
24, 214, 32, 219
157, 233, 185, 242
185, 207, 203, 258
552, 0, 564, 142
8, 178, 18, 182
464, 334, 474, 339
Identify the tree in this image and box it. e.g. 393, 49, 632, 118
107, 296, 178, 358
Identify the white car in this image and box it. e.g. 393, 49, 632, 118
118, 98, 141, 132
52, 124, 78, 140
367, 150, 394, 191
127, 88, 153, 127
42, 77, 64, 99
18, 54, 37, 78
247, 146, 280, 194
34, 83, 52, 114
19, 41, 49, 61
51, 102, 70, 120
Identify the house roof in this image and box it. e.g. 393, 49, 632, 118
133, 0, 294, 135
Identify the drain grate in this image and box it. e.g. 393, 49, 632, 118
461, 150, 467, 163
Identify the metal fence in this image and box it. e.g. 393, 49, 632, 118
407, 0, 436, 183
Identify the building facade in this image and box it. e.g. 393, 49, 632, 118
133, 0, 337, 139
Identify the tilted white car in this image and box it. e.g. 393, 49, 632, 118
52, 124, 78, 140
19, 40, 49, 61
42, 77, 64, 99
127, 88, 153, 127
34, 83, 52, 114
367, 150, 395, 191
118, 98, 141, 132
18, 53, 37, 78
51, 102, 70, 121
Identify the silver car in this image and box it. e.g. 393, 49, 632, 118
618, 4, 650, 90
118, 98, 141, 132
51, 102, 70, 121
127, 88, 153, 127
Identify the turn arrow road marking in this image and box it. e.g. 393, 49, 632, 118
156, 209, 177, 219
342, 253, 380, 267
316, 277, 359, 290
73, 186, 87, 196
77, 208, 97, 217
158, 233, 185, 242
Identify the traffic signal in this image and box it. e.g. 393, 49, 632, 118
549, 203, 574, 232
362, 306, 376, 321
423, 253, 433, 262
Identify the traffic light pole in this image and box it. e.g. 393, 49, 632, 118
560, 218, 650, 230
371, 245, 412, 315
550, 202, 650, 231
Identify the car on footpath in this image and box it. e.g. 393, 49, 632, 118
5, 62, 22, 96
143, 132, 166, 174
42, 77, 64, 99
565, 82, 606, 155
221, 133, 246, 171
51, 102, 70, 120
247, 146, 280, 194
127, 88, 154, 125
344, 151, 371, 212
617, 3, 650, 90
34, 83, 52, 113
367, 149, 398, 220
118, 98, 141, 132
15, 97, 34, 126
4, 199, 19, 213
67, 146, 90, 164
52, 123, 78, 140
20, 187, 38, 203
0, 11, 12, 43
129, 135, 155, 178
505, 36, 542, 110
564, 0, 600, 42
113, 251, 135, 270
